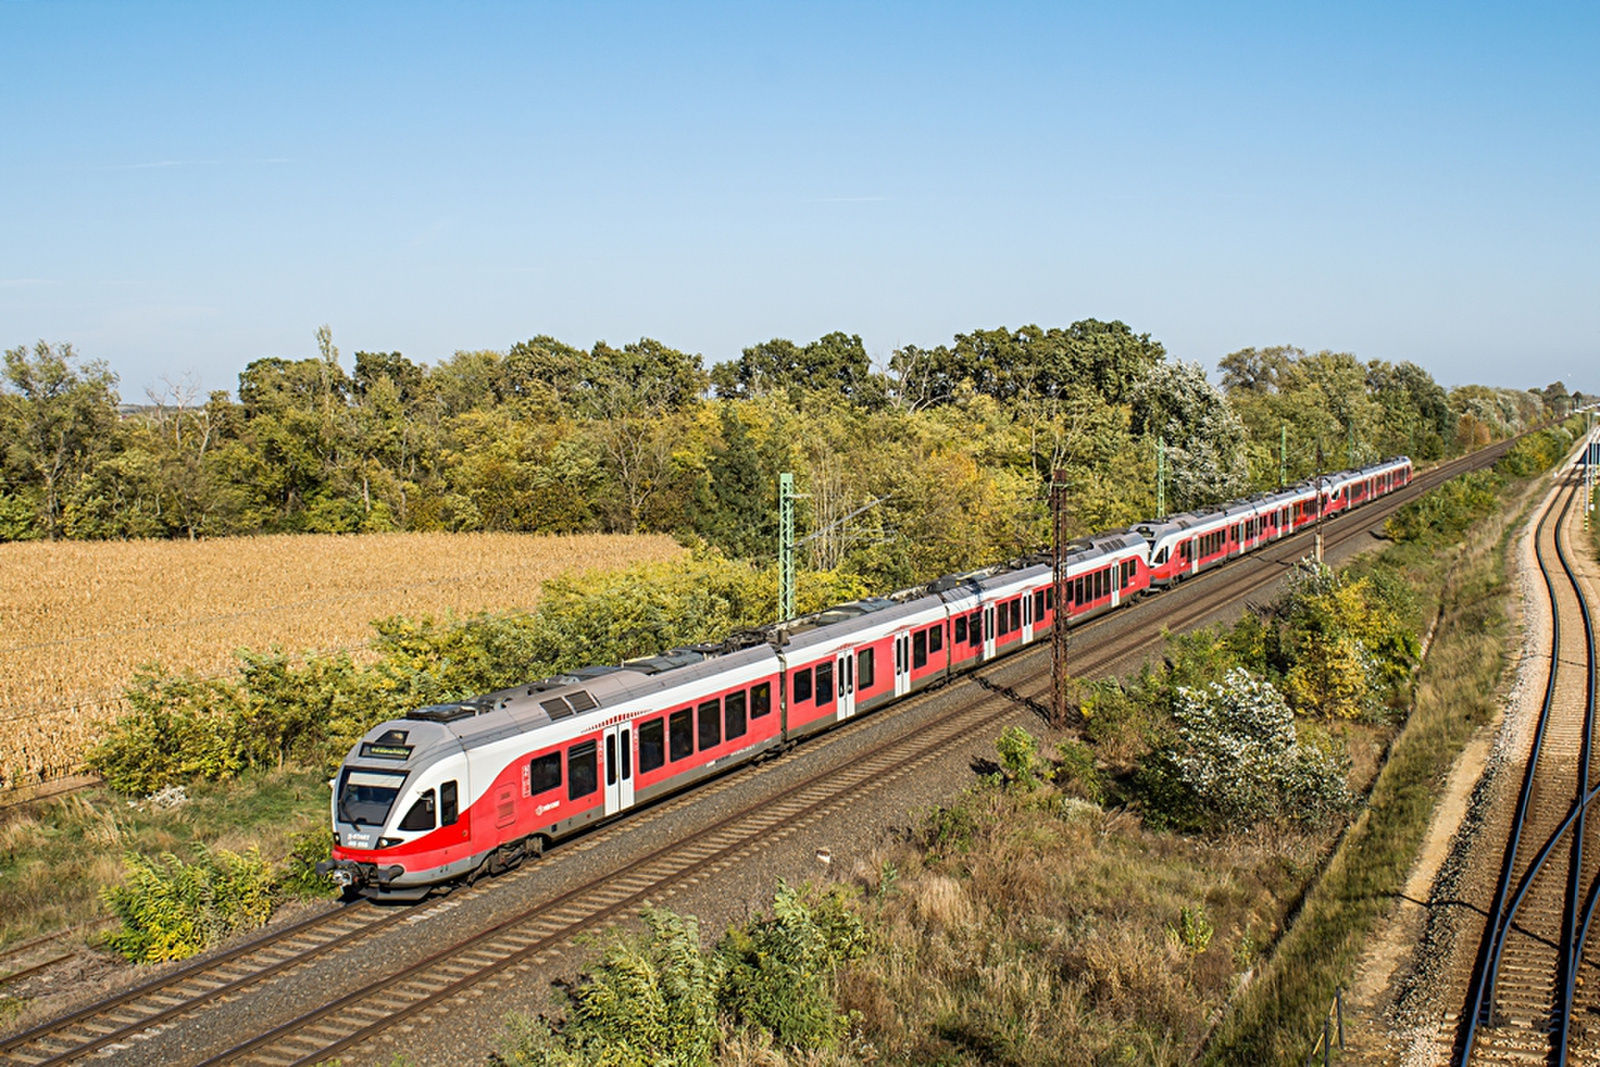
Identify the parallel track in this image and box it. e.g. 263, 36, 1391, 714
1460, 467, 1599, 1065
0, 440, 1517, 1065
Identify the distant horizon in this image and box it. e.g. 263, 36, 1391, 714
5, 2, 1595, 399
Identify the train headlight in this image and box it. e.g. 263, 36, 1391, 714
377, 836, 403, 848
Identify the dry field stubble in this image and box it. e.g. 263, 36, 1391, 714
0, 532, 684, 791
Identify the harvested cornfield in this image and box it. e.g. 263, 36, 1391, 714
0, 531, 684, 790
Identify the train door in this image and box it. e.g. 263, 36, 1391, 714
983, 603, 997, 659
893, 631, 912, 697
1188, 537, 1200, 577
602, 723, 634, 817
836, 649, 857, 719
1021, 592, 1034, 643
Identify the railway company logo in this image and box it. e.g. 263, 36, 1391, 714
535, 800, 560, 816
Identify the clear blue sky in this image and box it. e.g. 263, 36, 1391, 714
3, 1, 1596, 398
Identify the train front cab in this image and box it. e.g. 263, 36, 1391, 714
324, 720, 479, 899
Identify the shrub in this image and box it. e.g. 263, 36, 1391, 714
1138, 668, 1351, 831
87, 668, 246, 794
498, 887, 868, 1064
102, 844, 276, 963
1269, 561, 1418, 720
1053, 739, 1105, 804
1385, 469, 1502, 543
498, 908, 719, 1067
280, 824, 339, 900
995, 725, 1043, 790
1495, 424, 1574, 478
717, 882, 868, 1049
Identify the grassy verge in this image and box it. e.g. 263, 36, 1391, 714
1200, 476, 1536, 1063
0, 767, 328, 949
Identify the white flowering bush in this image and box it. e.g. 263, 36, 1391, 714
1140, 668, 1351, 830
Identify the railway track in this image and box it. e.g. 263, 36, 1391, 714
0, 439, 1519, 1065
1455, 466, 1599, 1066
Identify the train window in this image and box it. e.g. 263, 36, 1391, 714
568, 741, 597, 800
968, 612, 983, 645
1011, 600, 1022, 629
912, 630, 928, 669
857, 648, 875, 689
669, 709, 694, 761
338, 768, 406, 827
1034, 590, 1045, 620
793, 668, 813, 704
440, 781, 458, 826
929, 625, 943, 653
698, 699, 722, 750
955, 615, 967, 644
1073, 577, 1084, 606
606, 735, 617, 786
640, 718, 665, 772
621, 731, 631, 780
725, 690, 747, 740
815, 661, 835, 706
398, 789, 436, 832
751, 681, 772, 718
530, 752, 562, 795
1153, 546, 1168, 565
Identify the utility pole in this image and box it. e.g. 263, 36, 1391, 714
1280, 423, 1287, 488
1050, 469, 1070, 730
1157, 437, 1167, 520
778, 473, 796, 620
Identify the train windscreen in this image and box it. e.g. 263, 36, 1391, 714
338, 768, 408, 826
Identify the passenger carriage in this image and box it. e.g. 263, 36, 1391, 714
322, 454, 1414, 897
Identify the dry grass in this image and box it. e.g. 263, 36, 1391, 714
0, 531, 683, 789
829, 786, 1320, 1066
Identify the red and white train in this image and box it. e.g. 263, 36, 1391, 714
321, 455, 1412, 898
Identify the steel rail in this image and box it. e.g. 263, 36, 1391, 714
1461, 473, 1594, 1062
195, 669, 1044, 1067
1554, 467, 1599, 1061
1462, 476, 1574, 1054
0, 900, 420, 1065
190, 449, 1512, 1066
0, 439, 1511, 1063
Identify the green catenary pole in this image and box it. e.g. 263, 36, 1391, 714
1156, 436, 1167, 520
779, 472, 796, 620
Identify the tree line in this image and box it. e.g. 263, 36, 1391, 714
0, 322, 1576, 589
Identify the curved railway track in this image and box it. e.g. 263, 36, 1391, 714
1458, 465, 1598, 1065
0, 439, 1520, 1065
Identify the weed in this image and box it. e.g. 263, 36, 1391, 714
102, 843, 275, 963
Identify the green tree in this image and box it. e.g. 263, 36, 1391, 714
0, 341, 120, 539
